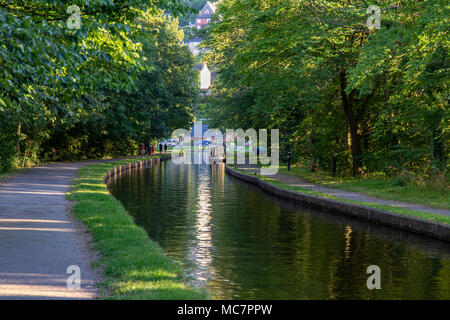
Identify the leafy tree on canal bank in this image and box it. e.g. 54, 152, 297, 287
0, 0, 198, 170
203, 0, 448, 179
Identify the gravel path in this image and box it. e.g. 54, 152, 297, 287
235, 164, 450, 217
0, 162, 102, 299
0, 156, 166, 299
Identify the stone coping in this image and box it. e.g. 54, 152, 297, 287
225, 166, 450, 242
103, 156, 171, 184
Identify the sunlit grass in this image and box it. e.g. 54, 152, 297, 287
276, 164, 449, 210
67, 156, 207, 300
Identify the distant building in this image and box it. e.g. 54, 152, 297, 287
186, 36, 203, 56
200, 63, 211, 90
196, 62, 216, 95
195, 1, 217, 29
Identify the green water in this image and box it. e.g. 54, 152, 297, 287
108, 160, 450, 299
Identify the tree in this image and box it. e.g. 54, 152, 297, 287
204, 0, 448, 176
0, 0, 199, 168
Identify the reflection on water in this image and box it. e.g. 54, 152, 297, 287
108, 161, 450, 299
191, 167, 214, 284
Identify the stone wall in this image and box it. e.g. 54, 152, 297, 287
225, 166, 450, 242
103, 156, 171, 184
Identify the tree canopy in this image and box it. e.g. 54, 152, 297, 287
204, 0, 448, 176
0, 0, 199, 169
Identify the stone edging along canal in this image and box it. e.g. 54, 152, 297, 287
103, 155, 171, 184
225, 166, 450, 242
101, 157, 449, 242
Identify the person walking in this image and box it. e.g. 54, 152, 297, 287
164, 143, 167, 152
148, 142, 152, 155
159, 142, 163, 153
140, 143, 145, 156
151, 144, 155, 154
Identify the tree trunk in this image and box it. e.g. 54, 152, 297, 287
307, 110, 318, 172
349, 124, 363, 175
428, 112, 446, 172
310, 157, 317, 172
339, 70, 364, 176
17, 122, 21, 154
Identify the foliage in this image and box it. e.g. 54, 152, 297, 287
0, 1, 199, 169
204, 0, 449, 177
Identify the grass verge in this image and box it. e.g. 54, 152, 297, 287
230, 166, 450, 225
67, 156, 207, 299
275, 164, 449, 210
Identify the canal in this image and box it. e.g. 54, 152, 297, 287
108, 160, 450, 299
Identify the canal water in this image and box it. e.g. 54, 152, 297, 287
108, 160, 450, 299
